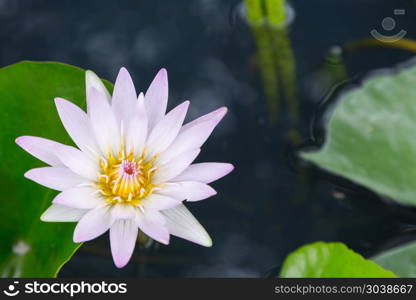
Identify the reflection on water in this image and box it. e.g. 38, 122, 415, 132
185, 233, 274, 278
1, 0, 416, 277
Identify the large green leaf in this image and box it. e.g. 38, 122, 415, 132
0, 61, 112, 277
301, 65, 416, 206
373, 241, 416, 277
280, 242, 397, 278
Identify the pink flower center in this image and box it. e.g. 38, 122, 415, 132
122, 161, 137, 175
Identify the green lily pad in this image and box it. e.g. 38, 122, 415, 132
301, 65, 416, 206
0, 61, 112, 277
280, 242, 397, 278
373, 241, 416, 277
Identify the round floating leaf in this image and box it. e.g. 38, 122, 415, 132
301, 66, 416, 206
280, 242, 397, 278
373, 241, 416, 278
0, 61, 112, 277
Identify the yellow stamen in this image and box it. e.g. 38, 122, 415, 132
97, 150, 158, 206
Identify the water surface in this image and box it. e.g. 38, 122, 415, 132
1, 0, 416, 277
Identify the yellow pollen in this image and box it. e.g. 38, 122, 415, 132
97, 151, 158, 206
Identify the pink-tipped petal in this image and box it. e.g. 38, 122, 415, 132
25, 167, 84, 191
181, 107, 227, 131
125, 93, 148, 156
159, 181, 217, 202
52, 187, 104, 209
152, 149, 201, 184
15, 136, 65, 166
54, 98, 99, 156
145, 68, 168, 131
146, 101, 189, 158
73, 205, 112, 243
140, 193, 183, 211
40, 204, 88, 222
161, 204, 212, 247
112, 67, 138, 123
88, 87, 120, 156
110, 219, 138, 268
135, 209, 170, 245
158, 107, 227, 163
55, 145, 98, 181
86, 70, 111, 102
172, 162, 234, 184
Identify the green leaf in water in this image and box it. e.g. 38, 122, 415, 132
301, 65, 416, 206
373, 241, 416, 278
280, 242, 397, 278
0, 61, 112, 277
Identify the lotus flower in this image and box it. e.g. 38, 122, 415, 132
16, 67, 233, 268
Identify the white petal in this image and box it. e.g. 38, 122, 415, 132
52, 187, 104, 209
158, 107, 227, 164
172, 162, 234, 183
85, 70, 111, 102
55, 145, 98, 181
161, 204, 212, 247
140, 193, 183, 210
88, 87, 120, 156
125, 93, 148, 156
111, 204, 137, 221
159, 181, 217, 202
110, 219, 138, 268
145, 68, 168, 131
146, 101, 189, 158
135, 209, 170, 245
152, 149, 200, 184
54, 98, 99, 156
111, 67, 138, 123
73, 205, 112, 242
25, 167, 85, 191
40, 204, 87, 222
15, 136, 65, 166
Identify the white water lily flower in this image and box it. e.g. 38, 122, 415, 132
16, 67, 233, 268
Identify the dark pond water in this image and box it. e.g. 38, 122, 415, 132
2, 0, 416, 277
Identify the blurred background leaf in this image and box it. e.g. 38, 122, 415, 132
0, 61, 112, 277
301, 65, 416, 206
280, 242, 396, 278
373, 241, 416, 277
